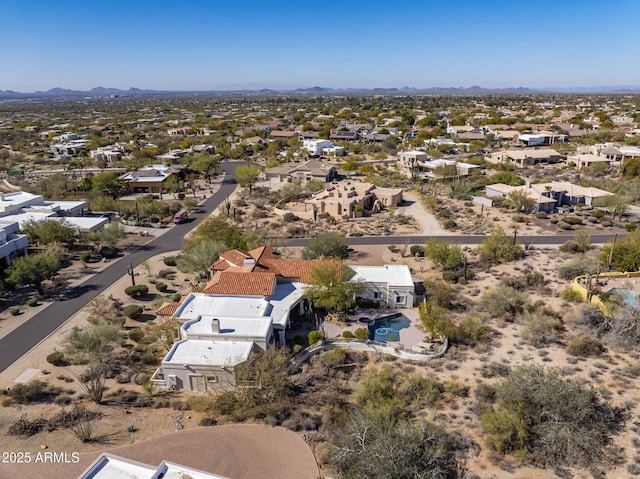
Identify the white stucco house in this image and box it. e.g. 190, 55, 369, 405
350, 264, 415, 308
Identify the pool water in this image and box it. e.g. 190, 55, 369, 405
609, 288, 639, 308
368, 314, 411, 342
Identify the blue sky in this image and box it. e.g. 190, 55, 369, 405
1, 0, 638, 91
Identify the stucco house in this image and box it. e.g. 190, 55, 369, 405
350, 265, 415, 308
262, 159, 337, 185
487, 149, 562, 167
118, 164, 182, 194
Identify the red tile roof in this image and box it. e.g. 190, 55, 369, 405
203, 271, 277, 296
155, 301, 181, 316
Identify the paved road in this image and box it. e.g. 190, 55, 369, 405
287, 233, 619, 247
0, 162, 240, 374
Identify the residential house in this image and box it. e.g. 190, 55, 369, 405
118, 164, 182, 194
303, 139, 334, 157
487, 148, 562, 167
277, 181, 402, 220
567, 153, 612, 170
262, 159, 337, 185
0, 220, 28, 267
518, 132, 568, 146
329, 130, 360, 142
152, 245, 416, 392
350, 265, 415, 308
398, 150, 429, 177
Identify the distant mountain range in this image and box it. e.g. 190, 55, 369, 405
2, 85, 640, 99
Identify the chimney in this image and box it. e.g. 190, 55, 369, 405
243, 257, 256, 268
211, 318, 220, 334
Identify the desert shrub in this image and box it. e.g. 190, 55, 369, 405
292, 344, 303, 354
27, 298, 38, 307
458, 316, 489, 346
168, 293, 181, 302
424, 239, 464, 270
46, 351, 66, 366
502, 270, 546, 291
535, 211, 548, 219
560, 287, 583, 302
342, 330, 354, 339
99, 246, 118, 258
282, 212, 298, 223
123, 305, 143, 319
443, 219, 457, 230
481, 365, 621, 467
442, 270, 459, 283
410, 245, 425, 257
567, 334, 605, 357
519, 310, 563, 347
163, 256, 177, 266
8, 415, 47, 437
443, 376, 467, 396
355, 297, 380, 308
10, 380, 48, 404
598, 230, 640, 272
321, 347, 348, 368
155, 282, 168, 293
125, 285, 148, 297
558, 256, 599, 280
480, 362, 511, 378
80, 252, 91, 263
128, 329, 145, 342
626, 223, 638, 232
562, 216, 584, 225
354, 327, 370, 342
308, 330, 324, 345
158, 268, 174, 279
10, 307, 20, 316
478, 286, 531, 321
477, 228, 522, 264
199, 417, 218, 426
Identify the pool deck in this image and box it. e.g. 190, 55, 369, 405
323, 307, 427, 349
604, 277, 640, 294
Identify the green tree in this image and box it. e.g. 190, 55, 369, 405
302, 232, 349, 260
477, 227, 523, 264
99, 222, 127, 248
176, 239, 228, 278
601, 194, 629, 220
5, 251, 61, 295
423, 239, 464, 270
481, 365, 621, 467
21, 219, 78, 249
598, 229, 640, 271
507, 189, 536, 213
477, 286, 531, 322
330, 410, 462, 479
489, 170, 525, 186
305, 262, 365, 313
90, 171, 122, 198
162, 175, 183, 199
189, 153, 221, 183
64, 319, 122, 362
235, 164, 261, 196
189, 215, 246, 250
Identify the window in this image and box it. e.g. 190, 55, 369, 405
395, 295, 406, 304
373, 292, 382, 299
206, 375, 218, 383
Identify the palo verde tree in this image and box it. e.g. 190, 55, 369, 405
21, 218, 78, 249
302, 232, 349, 260
235, 164, 262, 196
305, 261, 365, 314
477, 227, 523, 264
5, 250, 61, 295
176, 238, 228, 278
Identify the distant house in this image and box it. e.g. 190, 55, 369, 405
263, 159, 337, 185
397, 150, 480, 179
567, 153, 612, 170
484, 181, 614, 211
278, 181, 402, 221
487, 149, 562, 167
329, 130, 360, 141
303, 139, 333, 157
118, 164, 183, 194
398, 150, 430, 176
269, 130, 297, 139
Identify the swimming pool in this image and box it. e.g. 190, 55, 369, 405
368, 314, 412, 342
608, 288, 639, 308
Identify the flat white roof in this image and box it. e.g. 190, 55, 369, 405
52, 216, 109, 231
269, 282, 306, 328
1, 211, 55, 228
49, 200, 87, 210
1, 191, 42, 207
182, 315, 272, 339
350, 265, 413, 287
164, 339, 253, 367
175, 293, 270, 320
79, 454, 155, 479
158, 462, 231, 479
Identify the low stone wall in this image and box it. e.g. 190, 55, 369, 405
287, 337, 448, 372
